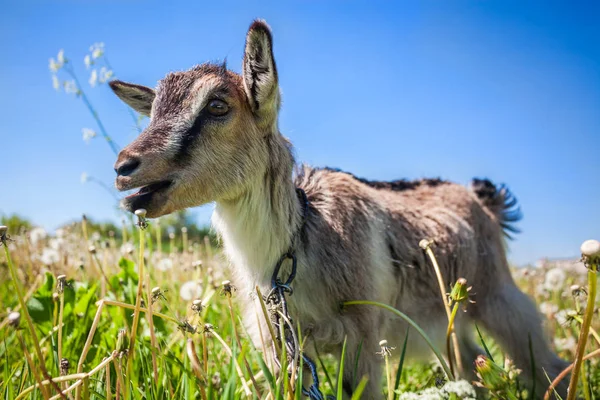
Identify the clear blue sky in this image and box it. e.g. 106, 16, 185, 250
1, 1, 598, 265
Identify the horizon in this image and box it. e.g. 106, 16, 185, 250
1, 1, 599, 266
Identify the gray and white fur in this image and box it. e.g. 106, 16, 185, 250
110, 20, 568, 399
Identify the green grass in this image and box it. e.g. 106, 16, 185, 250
0, 221, 598, 399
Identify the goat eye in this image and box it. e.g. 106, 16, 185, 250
207, 99, 229, 116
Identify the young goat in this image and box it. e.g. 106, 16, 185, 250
111, 20, 567, 399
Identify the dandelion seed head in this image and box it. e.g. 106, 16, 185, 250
180, 280, 202, 301
57, 49, 65, 64
156, 258, 173, 271
82, 128, 97, 143
52, 75, 60, 91
89, 69, 98, 87
8, 312, 20, 328
543, 267, 566, 291
29, 227, 47, 246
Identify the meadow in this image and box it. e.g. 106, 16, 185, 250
1, 45, 599, 400
1, 215, 599, 399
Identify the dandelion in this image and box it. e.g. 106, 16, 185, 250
29, 227, 47, 246
56, 275, 67, 294
57, 49, 65, 64
52, 75, 60, 91
84, 54, 92, 68
80, 172, 88, 184
220, 280, 236, 297
151, 287, 167, 304
581, 239, 600, 265
99, 67, 113, 83
180, 280, 202, 301
39, 247, 60, 265
120, 242, 134, 255
156, 257, 173, 271
63, 80, 79, 95
191, 299, 203, 314
7, 312, 21, 328
89, 69, 98, 87
211, 372, 221, 389
90, 42, 105, 59
554, 336, 577, 353
82, 128, 97, 143
60, 358, 70, 375
543, 267, 566, 291
178, 319, 197, 334
49, 58, 61, 72
539, 301, 558, 317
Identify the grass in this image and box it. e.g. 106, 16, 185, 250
0, 221, 599, 399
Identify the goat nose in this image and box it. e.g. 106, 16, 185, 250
115, 158, 141, 177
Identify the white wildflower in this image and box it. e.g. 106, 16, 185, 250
399, 388, 443, 400
120, 242, 135, 255
539, 302, 558, 317
80, 172, 88, 184
39, 247, 60, 265
48, 237, 65, 251
554, 336, 577, 353
90, 42, 104, 59
29, 227, 47, 246
180, 280, 202, 301
57, 49, 65, 64
543, 267, 566, 291
55, 228, 66, 238
49, 58, 61, 72
52, 75, 60, 91
89, 69, 98, 87
555, 309, 577, 326
91, 232, 101, 242
84, 54, 92, 68
82, 128, 97, 143
64, 80, 79, 95
441, 380, 476, 399
156, 258, 174, 271
99, 67, 113, 83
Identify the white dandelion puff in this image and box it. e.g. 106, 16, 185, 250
99, 67, 113, 83
64, 80, 79, 94
52, 75, 60, 91
82, 128, 97, 143
156, 258, 174, 271
90, 42, 104, 59
84, 54, 92, 68
80, 172, 88, 183
89, 69, 98, 87
543, 267, 566, 292
57, 49, 65, 64
180, 281, 202, 301
40, 247, 60, 265
29, 227, 48, 246
49, 58, 61, 73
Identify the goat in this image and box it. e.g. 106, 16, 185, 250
110, 20, 568, 399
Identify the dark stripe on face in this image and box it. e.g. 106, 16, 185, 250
175, 108, 209, 163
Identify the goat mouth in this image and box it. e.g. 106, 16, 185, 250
121, 180, 173, 215
125, 180, 172, 199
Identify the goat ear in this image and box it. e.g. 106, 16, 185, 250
109, 80, 155, 117
242, 20, 280, 125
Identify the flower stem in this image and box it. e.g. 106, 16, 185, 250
64, 64, 120, 155
343, 300, 454, 380
566, 263, 597, 400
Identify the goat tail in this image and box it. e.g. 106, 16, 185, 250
471, 178, 523, 238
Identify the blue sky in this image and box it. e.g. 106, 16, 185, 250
1, 1, 598, 265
